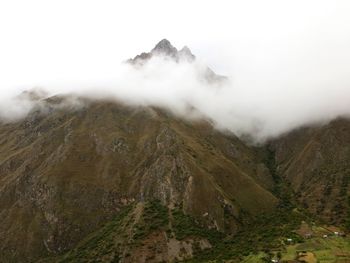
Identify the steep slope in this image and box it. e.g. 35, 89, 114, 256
270, 118, 350, 225
0, 97, 277, 262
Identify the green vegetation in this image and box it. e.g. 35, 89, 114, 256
185, 206, 306, 262
265, 148, 294, 209
241, 252, 267, 263
280, 235, 350, 262
172, 207, 223, 242
133, 200, 169, 240
184, 148, 309, 262
345, 196, 350, 231
56, 200, 171, 262
57, 204, 135, 262
51, 198, 349, 263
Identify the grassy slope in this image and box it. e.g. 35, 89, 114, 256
270, 119, 350, 226
281, 232, 350, 262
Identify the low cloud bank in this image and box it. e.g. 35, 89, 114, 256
1, 54, 350, 143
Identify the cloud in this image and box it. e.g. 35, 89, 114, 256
2, 52, 350, 144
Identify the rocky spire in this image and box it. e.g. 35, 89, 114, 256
127, 39, 226, 84
151, 39, 178, 56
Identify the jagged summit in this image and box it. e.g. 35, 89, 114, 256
151, 39, 178, 56
127, 39, 227, 83
127, 39, 195, 64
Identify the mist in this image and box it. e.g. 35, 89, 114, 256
1, 50, 350, 143
0, 0, 350, 142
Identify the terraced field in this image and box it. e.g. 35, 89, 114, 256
240, 224, 349, 263
281, 226, 350, 263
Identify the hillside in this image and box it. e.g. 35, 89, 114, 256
270, 118, 350, 225
0, 97, 277, 262
0, 95, 349, 262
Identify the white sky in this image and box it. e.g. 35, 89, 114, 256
0, 0, 349, 91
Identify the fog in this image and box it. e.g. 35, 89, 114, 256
0, 0, 350, 142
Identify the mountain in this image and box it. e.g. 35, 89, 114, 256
0, 96, 278, 262
127, 39, 195, 63
127, 39, 226, 83
0, 41, 348, 262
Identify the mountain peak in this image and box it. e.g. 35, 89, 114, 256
127, 39, 227, 83
128, 39, 193, 64
178, 45, 195, 61
151, 39, 177, 56
179, 45, 191, 54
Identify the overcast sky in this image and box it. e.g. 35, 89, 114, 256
0, 0, 350, 141
1, 0, 349, 89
